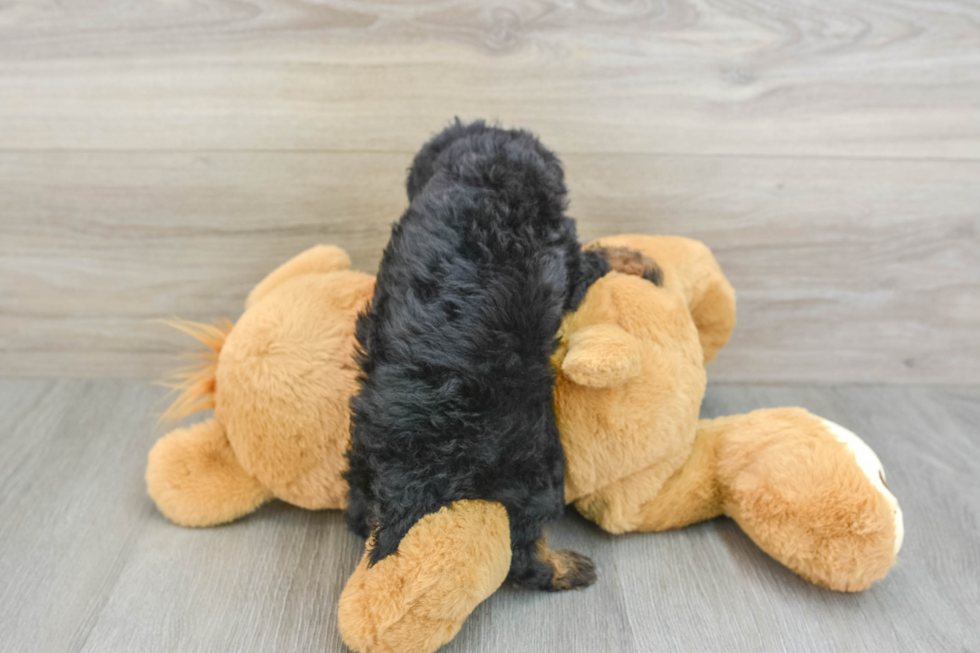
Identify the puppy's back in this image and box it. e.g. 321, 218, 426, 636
347, 122, 602, 591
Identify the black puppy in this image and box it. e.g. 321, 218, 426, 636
345, 120, 608, 591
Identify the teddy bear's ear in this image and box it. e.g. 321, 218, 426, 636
246, 245, 352, 309
688, 265, 736, 364
561, 324, 643, 388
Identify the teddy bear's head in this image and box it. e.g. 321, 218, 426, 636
150, 245, 377, 528
553, 235, 736, 502
215, 259, 375, 510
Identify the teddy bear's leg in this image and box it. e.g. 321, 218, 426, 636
146, 418, 273, 527
338, 500, 511, 653
245, 244, 351, 309
576, 408, 903, 591
712, 409, 903, 591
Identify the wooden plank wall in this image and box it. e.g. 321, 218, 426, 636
1, 0, 978, 383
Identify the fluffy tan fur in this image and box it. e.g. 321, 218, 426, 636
712, 409, 898, 591
337, 500, 511, 653
587, 234, 736, 362
245, 244, 352, 309
146, 418, 273, 527
553, 271, 707, 504
146, 245, 373, 525
575, 408, 897, 591
215, 268, 374, 510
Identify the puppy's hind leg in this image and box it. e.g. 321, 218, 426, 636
344, 483, 374, 539
343, 447, 375, 539
506, 499, 596, 591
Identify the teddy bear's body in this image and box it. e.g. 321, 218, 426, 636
147, 237, 902, 653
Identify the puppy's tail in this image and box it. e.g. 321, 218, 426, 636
157, 318, 234, 422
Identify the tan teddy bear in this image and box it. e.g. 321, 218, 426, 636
146, 237, 902, 653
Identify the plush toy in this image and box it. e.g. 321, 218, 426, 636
555, 234, 904, 586
147, 244, 372, 525
147, 236, 904, 653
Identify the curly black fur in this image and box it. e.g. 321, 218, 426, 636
345, 120, 607, 590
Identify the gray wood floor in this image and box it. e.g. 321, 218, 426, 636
1, 379, 977, 653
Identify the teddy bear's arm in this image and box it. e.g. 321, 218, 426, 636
146, 418, 273, 527
245, 245, 351, 309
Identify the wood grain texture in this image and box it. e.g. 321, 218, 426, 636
0, 152, 406, 378
0, 0, 979, 157
1, 380, 977, 652
1, 152, 977, 381
0, 0, 978, 382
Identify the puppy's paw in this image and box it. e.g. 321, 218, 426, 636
544, 549, 597, 591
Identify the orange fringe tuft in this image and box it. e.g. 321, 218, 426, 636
158, 318, 234, 422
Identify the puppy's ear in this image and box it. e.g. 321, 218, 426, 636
561, 324, 642, 388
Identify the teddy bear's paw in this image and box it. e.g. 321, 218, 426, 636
720, 408, 904, 592
820, 418, 904, 557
